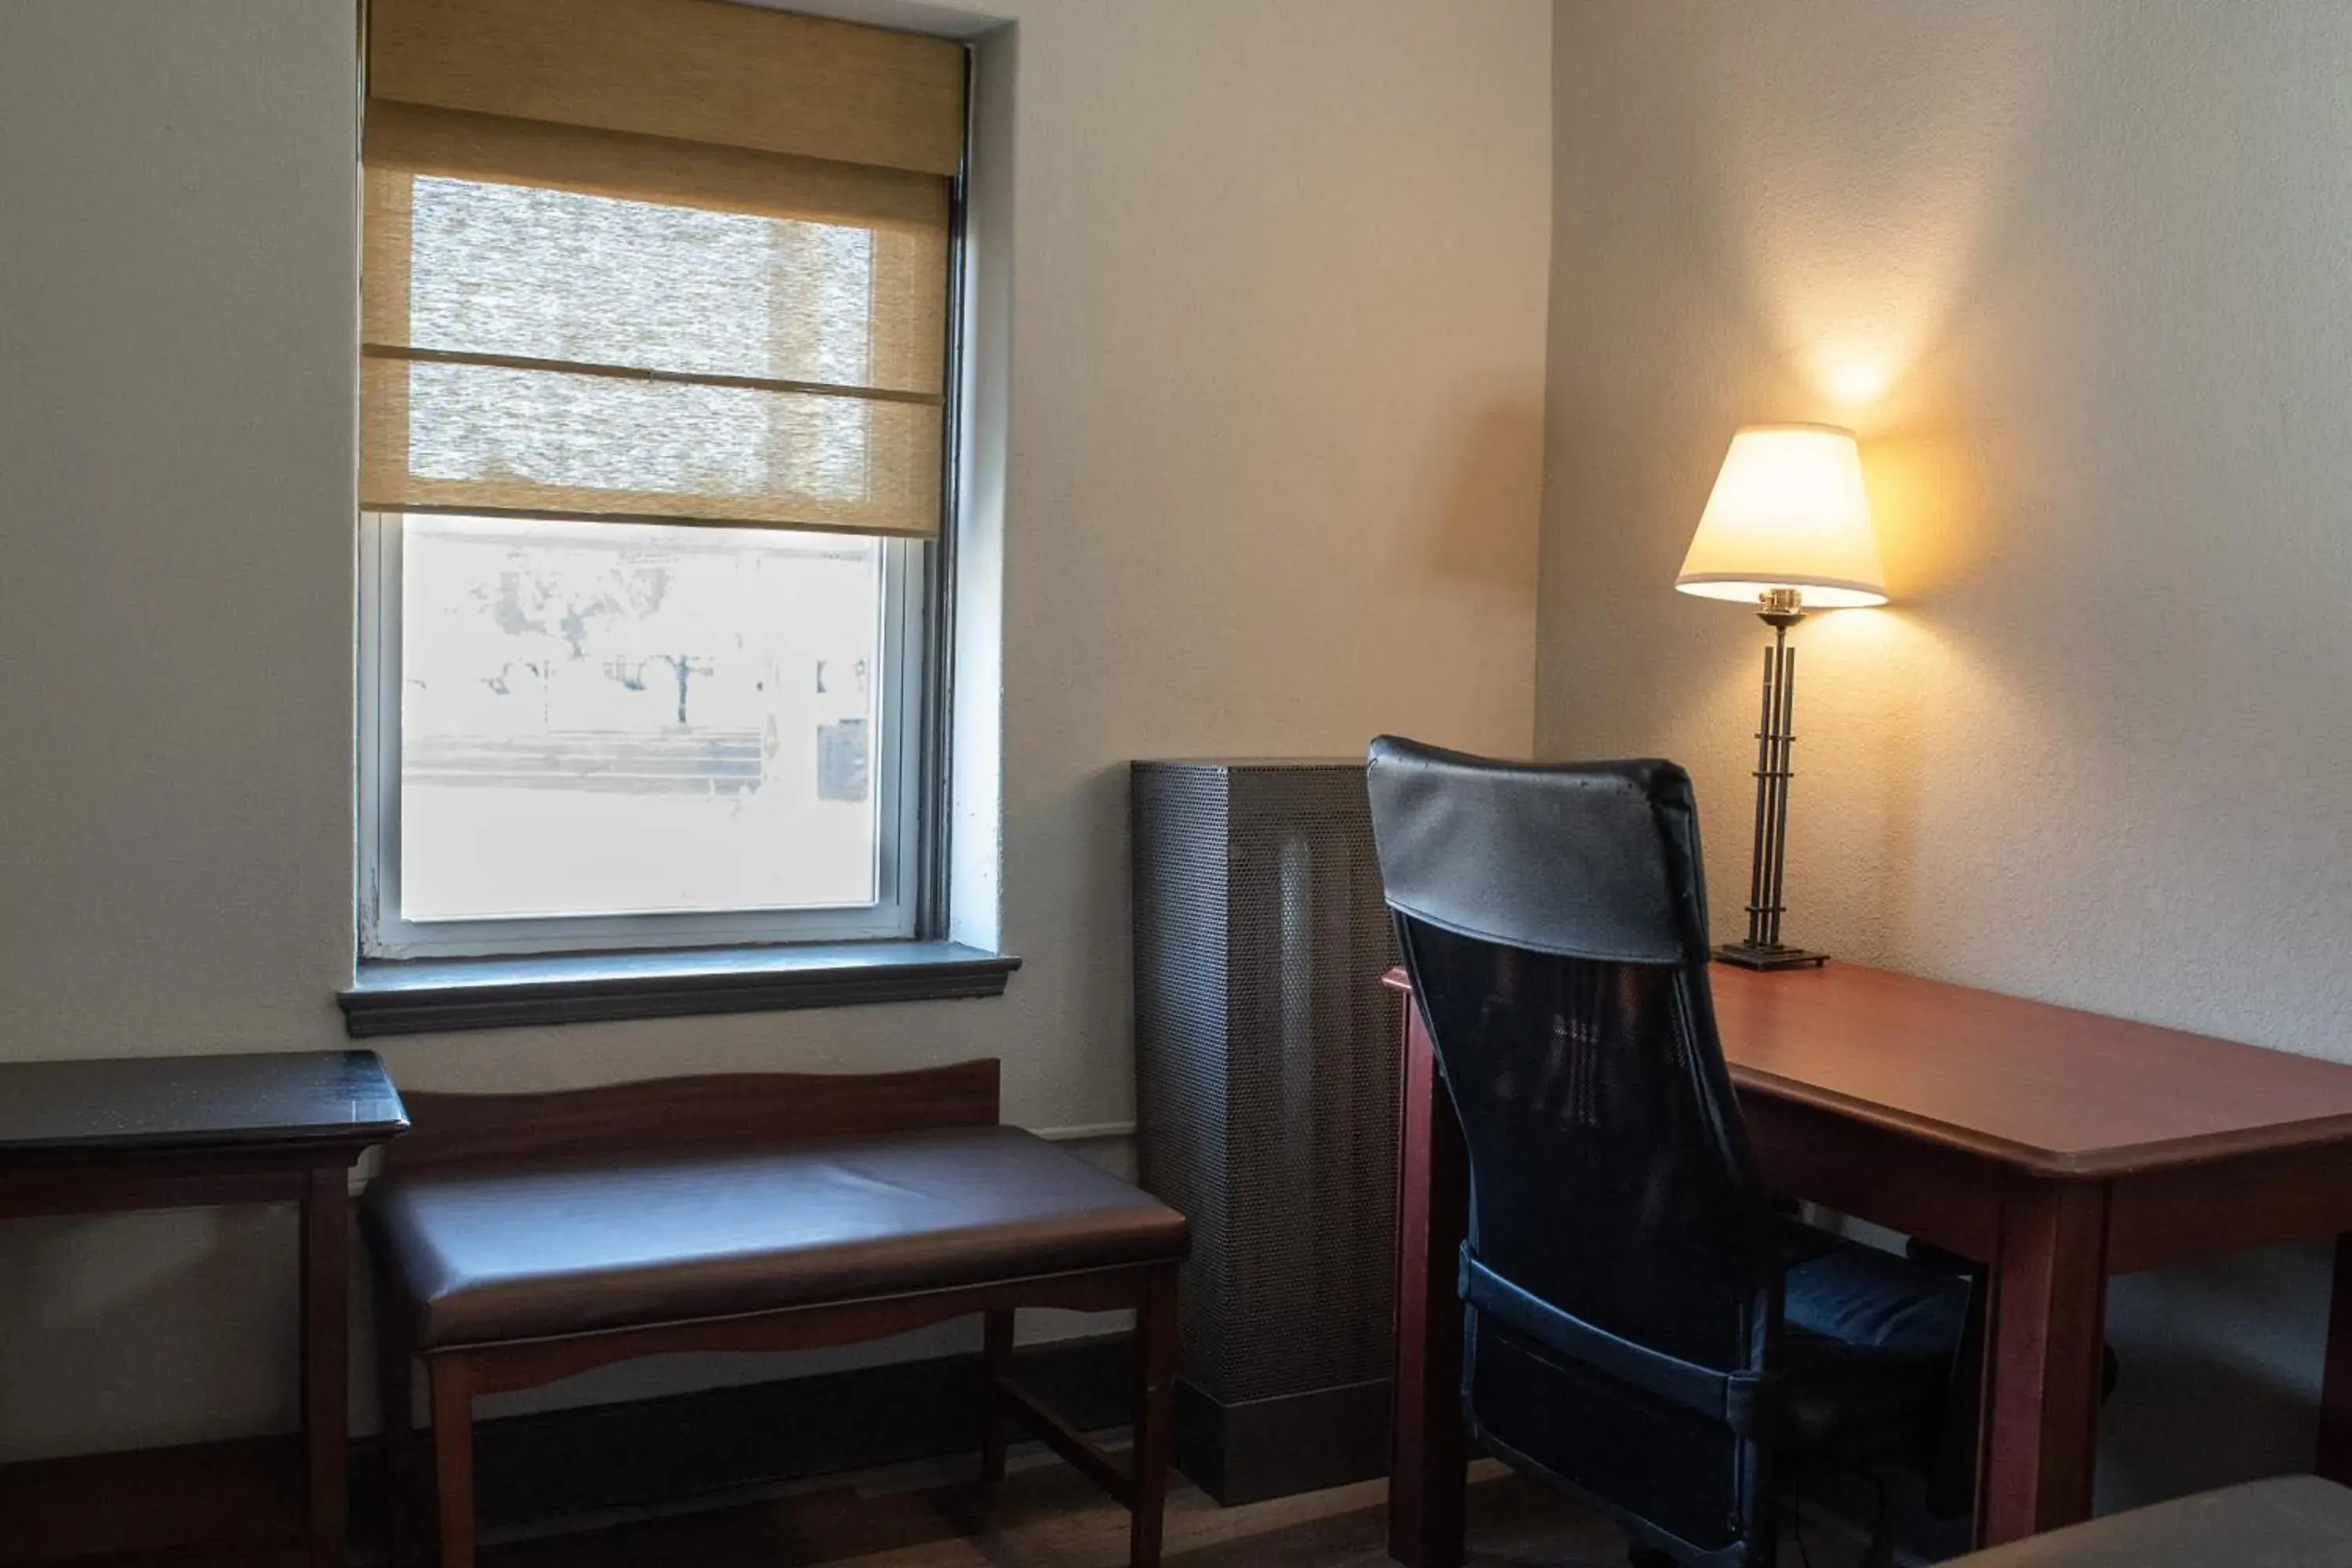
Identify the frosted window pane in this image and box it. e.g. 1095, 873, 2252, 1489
398, 515, 884, 921
407, 177, 876, 386
406, 361, 771, 496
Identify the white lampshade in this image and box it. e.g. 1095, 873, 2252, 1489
1675, 424, 1887, 608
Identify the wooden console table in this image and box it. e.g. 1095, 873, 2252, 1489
0, 1051, 407, 1566
1387, 961, 2352, 1563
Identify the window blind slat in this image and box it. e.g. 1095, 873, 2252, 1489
361, 343, 949, 408
368, 0, 966, 177
360, 358, 944, 538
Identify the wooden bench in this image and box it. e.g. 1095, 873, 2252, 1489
361, 1061, 1189, 1567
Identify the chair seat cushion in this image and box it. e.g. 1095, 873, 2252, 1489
1780, 1231, 1970, 1454
1784, 1232, 1971, 1357
1947, 1475, 2352, 1566
364, 1124, 1190, 1348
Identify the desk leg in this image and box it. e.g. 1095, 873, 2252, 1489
2318, 1232, 2352, 1483
1980, 1179, 2109, 1545
301, 1163, 350, 1568
1388, 997, 1468, 1568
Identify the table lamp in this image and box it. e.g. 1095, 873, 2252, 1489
1675, 423, 1886, 970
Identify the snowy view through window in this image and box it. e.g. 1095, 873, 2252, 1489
387, 174, 902, 929
399, 516, 884, 922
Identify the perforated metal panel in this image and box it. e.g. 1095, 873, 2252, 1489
1131, 760, 1400, 1411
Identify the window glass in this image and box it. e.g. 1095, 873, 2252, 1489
397, 516, 884, 923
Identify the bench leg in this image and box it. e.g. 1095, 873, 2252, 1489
1130, 1264, 1179, 1568
427, 1355, 476, 1568
980, 1308, 1015, 1483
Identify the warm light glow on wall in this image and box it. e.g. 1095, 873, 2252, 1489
1718, 9, 2046, 408
1820, 350, 1895, 410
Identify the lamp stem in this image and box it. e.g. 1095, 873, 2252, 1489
1764, 624, 1795, 946
1742, 640, 1777, 940
1718, 590, 1828, 970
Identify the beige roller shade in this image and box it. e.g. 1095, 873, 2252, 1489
360, 2, 960, 539
365, 101, 950, 231
369, 0, 965, 176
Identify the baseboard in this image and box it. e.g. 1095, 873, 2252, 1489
0, 1335, 1133, 1565
0, 1434, 308, 1566
1171, 1376, 1392, 1505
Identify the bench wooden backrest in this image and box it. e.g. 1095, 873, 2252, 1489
379, 1059, 1002, 1174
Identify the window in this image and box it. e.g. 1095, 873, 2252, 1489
357, 0, 966, 961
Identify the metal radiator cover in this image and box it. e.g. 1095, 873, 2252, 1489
1131, 760, 1400, 1415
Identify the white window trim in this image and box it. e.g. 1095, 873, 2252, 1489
357, 511, 933, 960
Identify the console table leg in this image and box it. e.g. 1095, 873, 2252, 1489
376, 1267, 417, 1565
301, 1164, 350, 1568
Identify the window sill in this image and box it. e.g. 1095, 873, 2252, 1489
338, 942, 1020, 1038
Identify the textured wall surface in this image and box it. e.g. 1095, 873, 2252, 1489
0, 0, 1548, 1458
1544, 0, 2352, 1510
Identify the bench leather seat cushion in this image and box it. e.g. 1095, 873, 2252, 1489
363, 1125, 1190, 1348
1948, 1475, 2352, 1566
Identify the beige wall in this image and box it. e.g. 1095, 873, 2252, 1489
1544, 0, 2352, 1509
0, 0, 1548, 1458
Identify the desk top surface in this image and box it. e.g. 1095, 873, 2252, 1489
1388, 960, 2352, 1177
1707, 963, 2352, 1175
0, 1051, 408, 1156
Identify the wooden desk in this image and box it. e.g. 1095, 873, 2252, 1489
1386, 962, 2352, 1563
0, 1051, 408, 1567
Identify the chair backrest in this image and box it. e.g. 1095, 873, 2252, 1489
1366, 737, 1779, 1566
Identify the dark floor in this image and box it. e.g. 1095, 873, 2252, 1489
474, 1450, 1877, 1568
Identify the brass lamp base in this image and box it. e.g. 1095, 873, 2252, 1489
1714, 942, 1829, 971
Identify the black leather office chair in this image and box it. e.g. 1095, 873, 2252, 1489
1365, 738, 1973, 1568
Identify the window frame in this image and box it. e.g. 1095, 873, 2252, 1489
353, 27, 975, 975
358, 511, 938, 961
